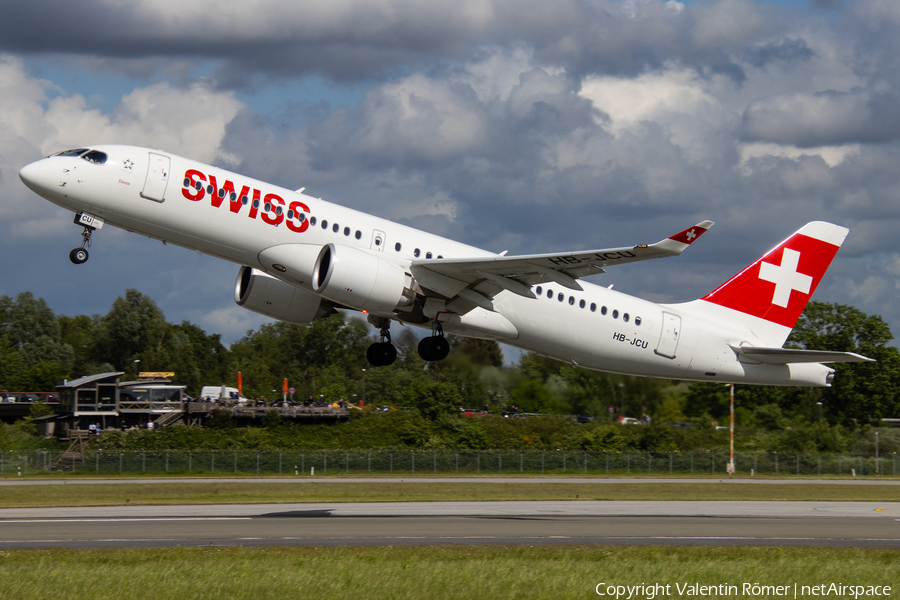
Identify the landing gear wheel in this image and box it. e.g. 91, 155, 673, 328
69, 248, 89, 264
418, 336, 450, 362
367, 342, 397, 367
366, 316, 397, 367
418, 321, 450, 362
373, 342, 397, 366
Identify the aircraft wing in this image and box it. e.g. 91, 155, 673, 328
410, 220, 713, 312
731, 346, 874, 364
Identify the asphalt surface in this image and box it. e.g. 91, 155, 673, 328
2, 476, 899, 486
1, 500, 899, 549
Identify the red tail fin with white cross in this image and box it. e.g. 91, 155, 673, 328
700, 221, 847, 330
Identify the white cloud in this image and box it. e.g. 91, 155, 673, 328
578, 68, 733, 164
739, 142, 860, 168
0, 55, 243, 230
690, 0, 768, 48
335, 74, 490, 162
39, 81, 243, 164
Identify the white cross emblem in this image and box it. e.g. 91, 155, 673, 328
758, 248, 812, 308
685, 229, 696, 241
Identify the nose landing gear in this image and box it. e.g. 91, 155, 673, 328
69, 212, 103, 264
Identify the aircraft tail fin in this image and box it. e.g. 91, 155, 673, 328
695, 221, 848, 345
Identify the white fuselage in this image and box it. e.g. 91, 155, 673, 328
20, 145, 834, 386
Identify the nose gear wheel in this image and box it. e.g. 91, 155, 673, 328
69, 224, 95, 264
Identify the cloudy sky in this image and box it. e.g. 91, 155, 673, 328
2, 0, 900, 351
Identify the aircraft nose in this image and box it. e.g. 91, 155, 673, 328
19, 160, 45, 192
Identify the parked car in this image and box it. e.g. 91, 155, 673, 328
620, 417, 642, 425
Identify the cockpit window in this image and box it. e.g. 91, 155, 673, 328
54, 148, 89, 157
81, 150, 108, 164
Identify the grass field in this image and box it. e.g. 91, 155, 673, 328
0, 479, 898, 507
0, 545, 896, 600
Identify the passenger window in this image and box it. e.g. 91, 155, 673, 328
568, 296, 575, 305
590, 303, 596, 312
332, 223, 339, 233
536, 286, 542, 295
355, 230, 362, 239
623, 313, 629, 323
601, 306, 607, 316
635, 316, 641, 326
579, 299, 585, 309
395, 242, 402, 251
426, 252, 432, 259
344, 227, 350, 236
322, 220, 328, 229
612, 310, 619, 319
414, 249, 421, 257
310, 217, 317, 226
547, 289, 553, 299
557, 293, 564, 302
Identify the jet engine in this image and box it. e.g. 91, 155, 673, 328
234, 266, 333, 326
312, 243, 417, 313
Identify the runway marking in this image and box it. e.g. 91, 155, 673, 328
0, 518, 252, 523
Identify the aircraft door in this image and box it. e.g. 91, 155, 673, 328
140, 152, 170, 202
371, 230, 385, 251
655, 312, 681, 359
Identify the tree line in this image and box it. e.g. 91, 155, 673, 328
1, 289, 899, 430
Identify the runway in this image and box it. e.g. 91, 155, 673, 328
1, 500, 899, 549
2, 477, 899, 486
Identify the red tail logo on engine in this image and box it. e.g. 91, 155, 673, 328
700, 222, 847, 329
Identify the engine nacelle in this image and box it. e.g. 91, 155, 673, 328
234, 266, 332, 326
312, 243, 416, 313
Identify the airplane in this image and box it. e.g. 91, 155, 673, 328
18, 145, 871, 386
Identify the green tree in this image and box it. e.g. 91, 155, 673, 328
788, 302, 900, 425
92, 289, 170, 371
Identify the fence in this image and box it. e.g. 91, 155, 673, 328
1, 449, 897, 476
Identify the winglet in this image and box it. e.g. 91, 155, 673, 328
650, 220, 715, 255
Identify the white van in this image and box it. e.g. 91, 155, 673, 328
199, 385, 248, 403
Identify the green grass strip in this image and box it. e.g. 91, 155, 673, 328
0, 546, 897, 600
0, 482, 897, 507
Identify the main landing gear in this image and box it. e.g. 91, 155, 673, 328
69, 212, 103, 265
418, 321, 450, 362
366, 317, 397, 367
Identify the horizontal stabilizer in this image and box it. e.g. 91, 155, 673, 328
730, 345, 873, 365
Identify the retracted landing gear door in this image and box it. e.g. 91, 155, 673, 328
140, 152, 170, 202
